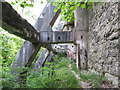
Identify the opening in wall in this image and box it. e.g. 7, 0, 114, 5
47, 37, 50, 41
58, 36, 61, 40
81, 36, 83, 39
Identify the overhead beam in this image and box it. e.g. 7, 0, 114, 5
1, 1, 39, 43
12, 2, 61, 69
50, 9, 61, 27
39, 31, 73, 44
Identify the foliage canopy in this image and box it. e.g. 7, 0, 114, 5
10, 0, 96, 22
52, 2, 94, 22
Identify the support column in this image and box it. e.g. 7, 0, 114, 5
12, 41, 41, 68
76, 44, 81, 69
74, 6, 88, 70
10, 2, 60, 86
34, 49, 50, 69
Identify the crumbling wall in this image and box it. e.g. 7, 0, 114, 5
88, 2, 119, 87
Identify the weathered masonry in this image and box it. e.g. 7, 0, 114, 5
88, 2, 119, 87
0, 1, 119, 88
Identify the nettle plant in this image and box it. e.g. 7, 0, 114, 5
52, 1, 94, 22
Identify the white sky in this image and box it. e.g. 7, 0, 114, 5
23, 1, 47, 25
6, 0, 47, 25
5, 0, 61, 30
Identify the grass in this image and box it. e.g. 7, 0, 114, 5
71, 63, 106, 88
45, 67, 81, 88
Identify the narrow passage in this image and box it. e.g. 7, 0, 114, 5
68, 64, 92, 88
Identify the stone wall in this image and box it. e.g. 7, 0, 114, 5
88, 2, 119, 87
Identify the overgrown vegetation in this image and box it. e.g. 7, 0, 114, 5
0, 29, 24, 68
9, 0, 100, 22
26, 54, 81, 88
0, 28, 24, 88
2, 49, 106, 88
52, 2, 94, 22
71, 63, 106, 88
2, 53, 81, 88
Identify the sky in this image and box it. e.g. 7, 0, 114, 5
6, 0, 47, 25
23, 0, 47, 25
4, 0, 62, 31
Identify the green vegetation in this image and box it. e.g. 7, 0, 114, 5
71, 63, 106, 88
2, 47, 106, 88
79, 72, 106, 88
26, 53, 81, 88
0, 28, 24, 67
9, 0, 100, 23
2, 52, 81, 88
1, 28, 106, 88
0, 28, 24, 88
52, 2, 94, 22
11, 0, 34, 8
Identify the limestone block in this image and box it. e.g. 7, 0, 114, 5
110, 61, 119, 76
109, 32, 118, 40
105, 73, 118, 88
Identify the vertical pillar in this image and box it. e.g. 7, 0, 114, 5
76, 44, 81, 69
74, 6, 88, 69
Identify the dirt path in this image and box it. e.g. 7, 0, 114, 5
68, 64, 116, 88
68, 64, 92, 88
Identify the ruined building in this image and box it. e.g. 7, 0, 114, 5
1, 1, 119, 88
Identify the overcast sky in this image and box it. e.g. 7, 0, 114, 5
6, 0, 47, 25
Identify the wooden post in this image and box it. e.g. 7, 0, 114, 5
1, 2, 39, 43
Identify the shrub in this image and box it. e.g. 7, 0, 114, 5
26, 53, 80, 88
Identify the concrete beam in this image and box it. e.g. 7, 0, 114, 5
34, 49, 49, 69
1, 1, 39, 43
12, 2, 61, 69
39, 31, 73, 44
12, 41, 42, 68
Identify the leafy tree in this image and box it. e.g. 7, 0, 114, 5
9, 0, 99, 23
52, 1, 94, 22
